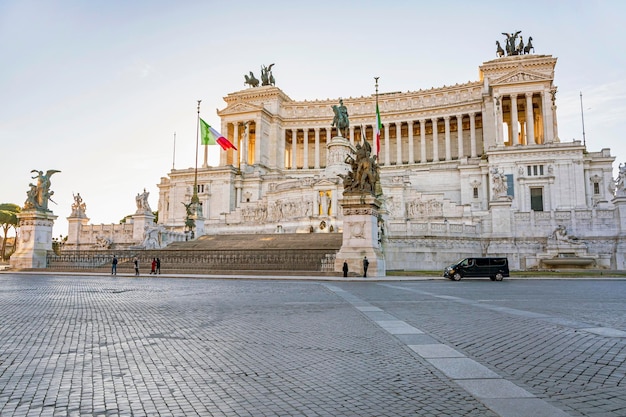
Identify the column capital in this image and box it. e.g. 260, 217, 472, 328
525, 92, 534, 98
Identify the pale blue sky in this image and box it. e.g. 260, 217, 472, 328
1, 0, 624, 236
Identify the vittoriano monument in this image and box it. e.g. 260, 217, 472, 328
11, 169, 61, 269
332, 102, 386, 277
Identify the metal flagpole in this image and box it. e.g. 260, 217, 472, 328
192, 100, 201, 207
579, 92, 586, 147
172, 132, 176, 170
374, 76, 380, 155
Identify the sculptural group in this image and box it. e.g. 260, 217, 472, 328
24, 169, 60, 212
340, 138, 381, 196
244, 63, 275, 88
497, 31, 534, 57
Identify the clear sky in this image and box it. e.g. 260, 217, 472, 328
1, 0, 625, 238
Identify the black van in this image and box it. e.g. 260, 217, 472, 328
443, 257, 509, 281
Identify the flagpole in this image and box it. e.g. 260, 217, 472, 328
172, 132, 176, 170
374, 76, 380, 155
192, 100, 201, 207
579, 91, 586, 147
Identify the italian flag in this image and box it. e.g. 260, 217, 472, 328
375, 103, 381, 155
200, 118, 237, 151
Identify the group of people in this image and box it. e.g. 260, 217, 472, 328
111, 255, 161, 275
342, 256, 370, 278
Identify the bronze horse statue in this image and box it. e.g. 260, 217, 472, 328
332, 104, 349, 137
523, 37, 534, 54
496, 41, 505, 57
244, 71, 259, 87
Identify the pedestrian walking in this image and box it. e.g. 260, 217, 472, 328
343, 260, 349, 277
156, 258, 161, 274
111, 255, 118, 275
150, 258, 157, 275
363, 256, 369, 277
134, 257, 139, 276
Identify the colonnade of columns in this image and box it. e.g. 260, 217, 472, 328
281, 112, 483, 169
496, 91, 555, 146
220, 103, 562, 170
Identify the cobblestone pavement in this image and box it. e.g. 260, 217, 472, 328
0, 274, 624, 416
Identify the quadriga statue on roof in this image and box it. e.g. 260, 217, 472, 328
497, 31, 534, 56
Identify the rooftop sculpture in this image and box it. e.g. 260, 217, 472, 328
244, 63, 275, 88
497, 31, 534, 57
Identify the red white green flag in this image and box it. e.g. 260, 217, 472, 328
200, 118, 237, 151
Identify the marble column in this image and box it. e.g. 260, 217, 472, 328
511, 94, 519, 145
242, 121, 249, 166
470, 113, 477, 157
231, 123, 240, 168
525, 92, 535, 144
384, 123, 390, 166
279, 128, 286, 169
456, 114, 464, 159
395, 122, 402, 165
420, 119, 426, 163
432, 118, 439, 162
408, 120, 414, 164
291, 129, 297, 170
303, 128, 309, 169
349, 125, 355, 146
314, 127, 320, 169
495, 96, 504, 146
255, 118, 262, 164
444, 116, 451, 161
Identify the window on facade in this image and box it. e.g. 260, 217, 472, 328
197, 184, 204, 193
506, 174, 514, 197
527, 165, 544, 176
530, 187, 544, 211
473, 187, 479, 198
593, 182, 600, 195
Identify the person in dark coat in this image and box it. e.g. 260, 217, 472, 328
363, 256, 369, 277
111, 255, 118, 275
133, 257, 139, 276
343, 260, 349, 277
156, 258, 161, 274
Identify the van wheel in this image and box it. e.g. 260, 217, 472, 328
453, 273, 462, 281
489, 276, 496, 281
495, 272, 504, 281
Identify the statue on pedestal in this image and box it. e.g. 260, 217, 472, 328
24, 169, 60, 212
615, 163, 626, 197
135, 189, 151, 213
71, 193, 87, 217
332, 99, 349, 137
340, 139, 380, 196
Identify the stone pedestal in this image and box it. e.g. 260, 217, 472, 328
132, 212, 155, 242
334, 194, 386, 277
10, 210, 57, 269
489, 197, 512, 237
325, 136, 352, 178
66, 215, 90, 247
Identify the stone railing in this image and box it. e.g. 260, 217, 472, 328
46, 248, 336, 273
